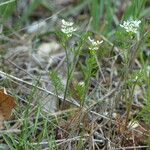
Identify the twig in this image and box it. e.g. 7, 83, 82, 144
115, 145, 148, 150
32, 134, 89, 146
0, 70, 80, 107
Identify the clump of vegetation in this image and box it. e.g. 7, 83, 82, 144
0, 0, 150, 149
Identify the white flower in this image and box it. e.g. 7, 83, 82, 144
78, 81, 85, 87
62, 19, 74, 26
88, 36, 103, 50
120, 18, 141, 34
61, 19, 77, 37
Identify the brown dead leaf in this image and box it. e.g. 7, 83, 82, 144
0, 89, 16, 129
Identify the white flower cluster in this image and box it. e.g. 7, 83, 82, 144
61, 19, 77, 37
88, 37, 103, 50
120, 18, 141, 34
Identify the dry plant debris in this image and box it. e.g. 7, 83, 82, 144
0, 0, 150, 149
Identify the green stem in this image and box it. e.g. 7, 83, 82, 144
63, 43, 83, 103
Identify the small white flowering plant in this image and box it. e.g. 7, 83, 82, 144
56, 19, 90, 104
78, 36, 104, 105
115, 17, 142, 51
61, 19, 77, 38
120, 18, 141, 34
88, 36, 103, 51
